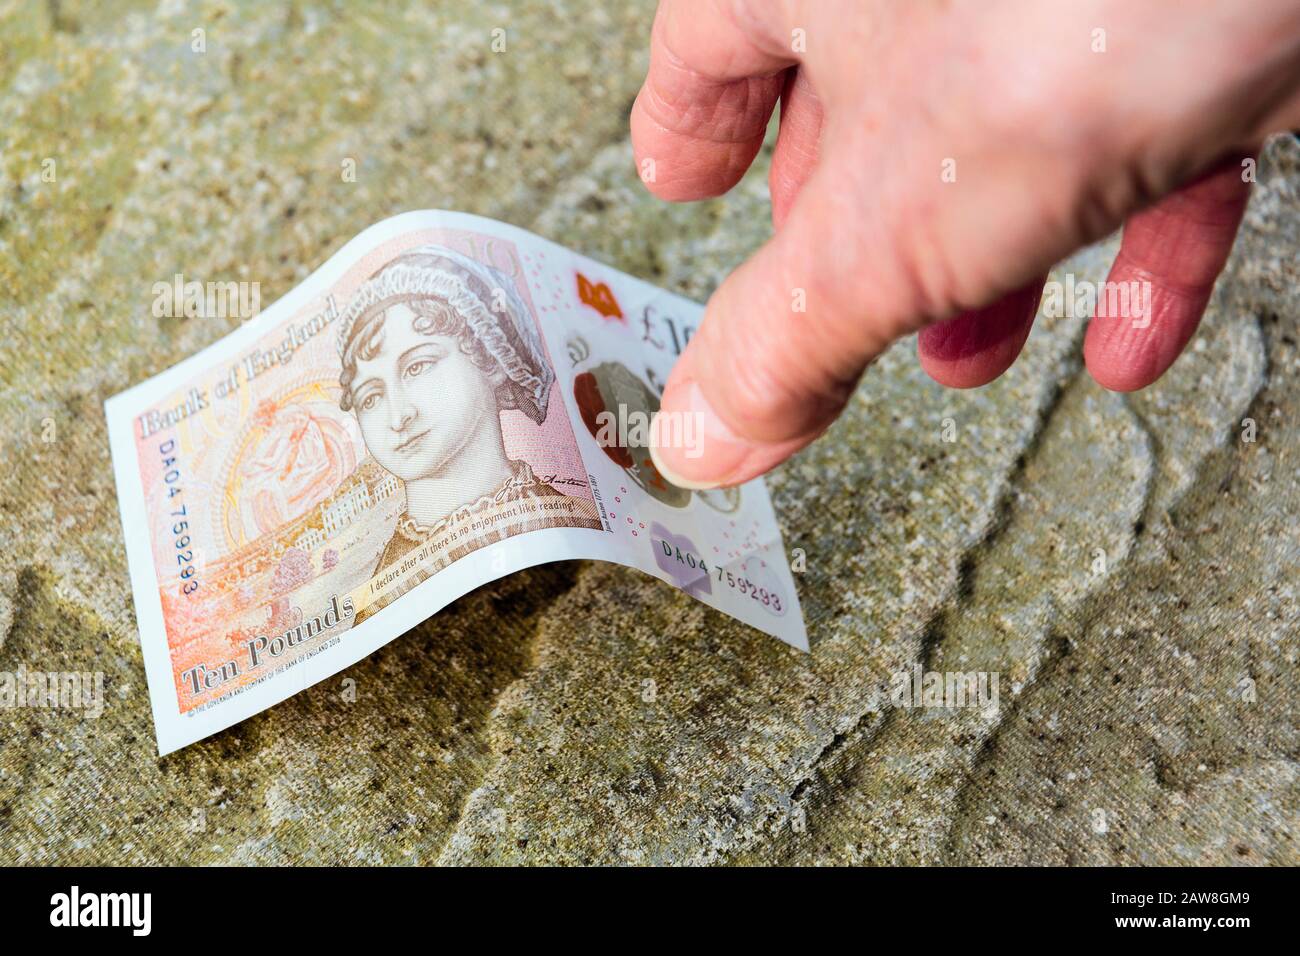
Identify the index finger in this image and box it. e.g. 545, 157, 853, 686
630, 0, 800, 201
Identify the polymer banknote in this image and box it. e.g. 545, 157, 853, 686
105, 211, 807, 754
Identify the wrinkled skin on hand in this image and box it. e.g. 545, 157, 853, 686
633, 0, 1300, 489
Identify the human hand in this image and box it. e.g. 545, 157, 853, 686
633, 0, 1300, 488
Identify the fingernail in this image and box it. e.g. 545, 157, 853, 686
649, 379, 755, 490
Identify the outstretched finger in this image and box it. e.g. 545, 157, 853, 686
917, 277, 1047, 388
1084, 157, 1254, 392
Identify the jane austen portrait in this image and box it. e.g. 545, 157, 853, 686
336, 244, 599, 609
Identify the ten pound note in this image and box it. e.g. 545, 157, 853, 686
106, 211, 808, 755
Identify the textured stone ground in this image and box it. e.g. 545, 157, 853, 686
1, 2, 1296, 865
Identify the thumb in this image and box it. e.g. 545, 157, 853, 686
648, 156, 911, 490
648, 100, 1077, 489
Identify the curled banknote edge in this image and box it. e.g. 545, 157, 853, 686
105, 210, 808, 755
